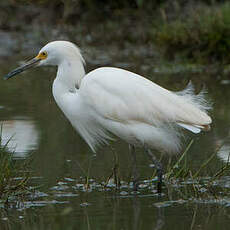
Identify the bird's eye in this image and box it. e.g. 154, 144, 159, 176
35, 51, 47, 60
41, 51, 47, 57
37, 51, 48, 60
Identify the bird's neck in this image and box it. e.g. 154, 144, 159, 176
56, 58, 85, 92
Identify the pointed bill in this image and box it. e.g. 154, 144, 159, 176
4, 57, 41, 80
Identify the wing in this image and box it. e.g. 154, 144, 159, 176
80, 67, 211, 132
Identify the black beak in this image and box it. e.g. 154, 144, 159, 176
4, 57, 41, 80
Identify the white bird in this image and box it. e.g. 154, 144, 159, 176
4, 41, 212, 193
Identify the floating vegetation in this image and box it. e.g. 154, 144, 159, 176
0, 131, 229, 212
56, 141, 230, 204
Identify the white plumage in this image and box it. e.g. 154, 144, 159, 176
5, 41, 212, 155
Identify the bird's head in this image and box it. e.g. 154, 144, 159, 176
4, 40, 84, 80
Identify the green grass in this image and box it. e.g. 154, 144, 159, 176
153, 2, 230, 63
163, 139, 230, 199
0, 130, 31, 205
73, 139, 230, 200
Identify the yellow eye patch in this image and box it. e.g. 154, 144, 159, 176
35, 51, 47, 60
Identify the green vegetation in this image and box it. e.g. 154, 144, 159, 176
0, 131, 30, 205
153, 2, 230, 63
1, 0, 230, 63
163, 140, 230, 199
74, 140, 230, 200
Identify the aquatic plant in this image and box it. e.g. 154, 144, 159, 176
0, 130, 31, 205
163, 140, 230, 199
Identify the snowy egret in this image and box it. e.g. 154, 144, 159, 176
4, 41, 212, 193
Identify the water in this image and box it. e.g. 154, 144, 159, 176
0, 43, 230, 229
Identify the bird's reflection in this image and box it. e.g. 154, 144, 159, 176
152, 208, 165, 230
132, 195, 165, 230
1, 118, 39, 157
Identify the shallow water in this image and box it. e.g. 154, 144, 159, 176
0, 42, 230, 229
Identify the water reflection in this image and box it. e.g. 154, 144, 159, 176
1, 43, 230, 230
217, 144, 230, 163
216, 134, 230, 163
1, 117, 39, 157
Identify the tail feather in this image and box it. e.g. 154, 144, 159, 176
177, 123, 201, 134
177, 82, 212, 114
177, 122, 211, 134
176, 82, 212, 132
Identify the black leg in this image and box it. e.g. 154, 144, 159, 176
113, 163, 120, 189
145, 149, 163, 194
129, 144, 139, 191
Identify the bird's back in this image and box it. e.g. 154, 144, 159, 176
78, 67, 211, 153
